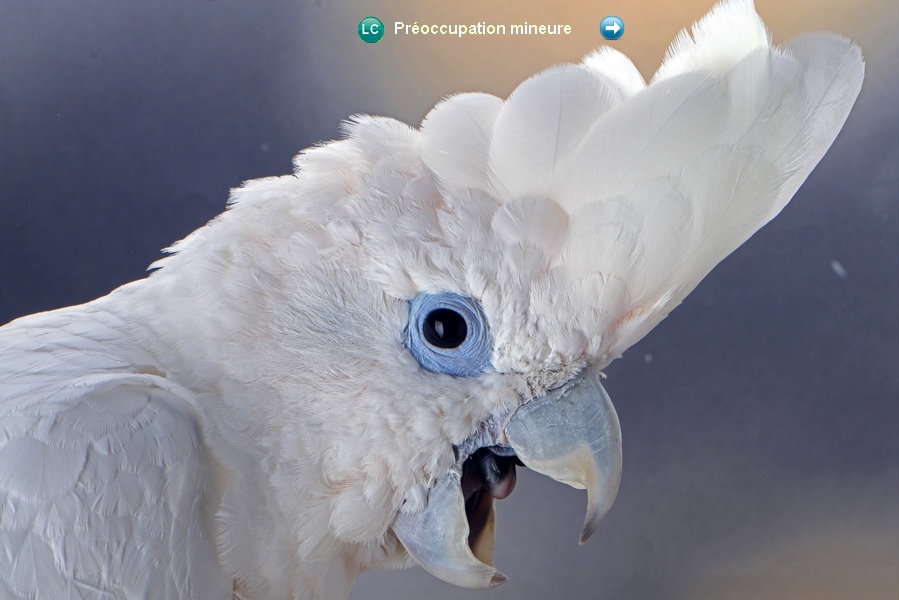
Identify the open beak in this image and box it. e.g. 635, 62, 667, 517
392, 365, 623, 588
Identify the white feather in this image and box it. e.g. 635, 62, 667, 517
580, 47, 647, 99
652, 0, 771, 82
487, 64, 620, 201
0, 317, 232, 599
419, 92, 503, 195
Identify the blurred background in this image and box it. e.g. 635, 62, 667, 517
1, 0, 896, 598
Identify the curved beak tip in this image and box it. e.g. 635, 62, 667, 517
505, 367, 623, 547
579, 518, 600, 545
579, 496, 613, 544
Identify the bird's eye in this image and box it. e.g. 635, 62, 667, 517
405, 292, 492, 377
423, 309, 467, 349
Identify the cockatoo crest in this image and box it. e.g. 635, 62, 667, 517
273, 0, 863, 377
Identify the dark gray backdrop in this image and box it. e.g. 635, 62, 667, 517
1, 1, 896, 598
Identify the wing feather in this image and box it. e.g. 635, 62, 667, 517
0, 315, 232, 600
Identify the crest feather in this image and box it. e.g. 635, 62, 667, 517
415, 0, 863, 365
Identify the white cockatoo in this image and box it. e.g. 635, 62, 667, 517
0, 0, 863, 598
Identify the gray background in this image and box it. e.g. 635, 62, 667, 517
1, 1, 896, 598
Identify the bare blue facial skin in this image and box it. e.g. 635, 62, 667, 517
405, 293, 492, 377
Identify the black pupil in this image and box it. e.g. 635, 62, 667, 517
423, 309, 468, 349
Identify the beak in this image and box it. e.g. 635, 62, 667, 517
392, 365, 623, 587
504, 365, 622, 544
392, 471, 507, 589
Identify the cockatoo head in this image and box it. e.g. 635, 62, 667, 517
174, 111, 626, 588
151, 0, 862, 593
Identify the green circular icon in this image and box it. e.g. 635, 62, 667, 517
358, 16, 384, 43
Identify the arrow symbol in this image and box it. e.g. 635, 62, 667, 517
604, 22, 620, 34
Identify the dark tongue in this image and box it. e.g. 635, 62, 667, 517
461, 447, 519, 555
462, 447, 518, 500
479, 449, 517, 499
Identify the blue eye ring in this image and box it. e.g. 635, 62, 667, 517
404, 292, 492, 377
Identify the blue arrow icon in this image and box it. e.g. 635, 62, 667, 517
600, 16, 624, 41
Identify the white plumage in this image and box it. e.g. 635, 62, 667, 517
0, 1, 863, 598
